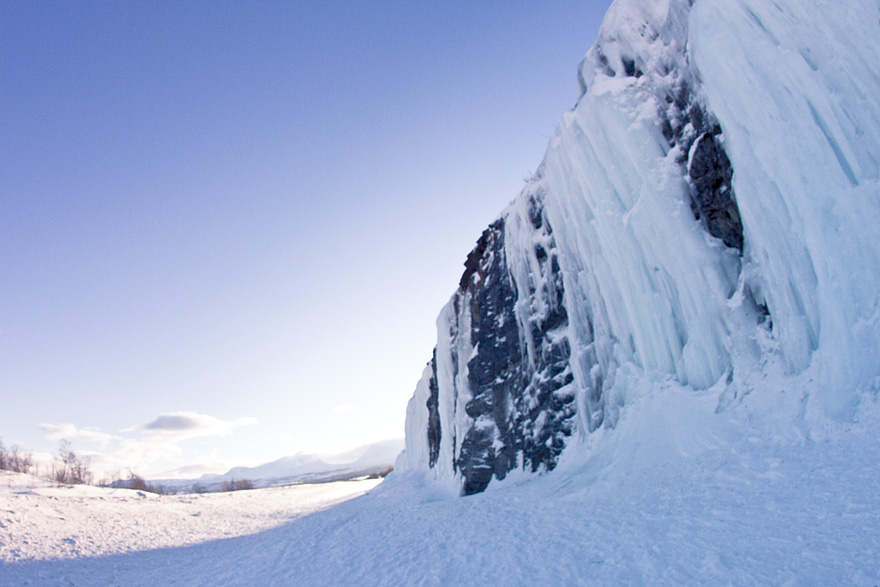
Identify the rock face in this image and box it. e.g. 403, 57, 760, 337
415, 190, 576, 495
401, 0, 880, 494
688, 126, 741, 251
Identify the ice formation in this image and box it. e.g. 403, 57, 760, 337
401, 0, 880, 494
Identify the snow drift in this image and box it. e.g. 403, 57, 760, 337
400, 0, 880, 494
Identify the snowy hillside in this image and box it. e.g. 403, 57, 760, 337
400, 0, 880, 495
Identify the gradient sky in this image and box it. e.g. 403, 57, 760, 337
1, 1, 612, 479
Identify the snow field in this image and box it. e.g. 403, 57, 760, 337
0, 476, 380, 563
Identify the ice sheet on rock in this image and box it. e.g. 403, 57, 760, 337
400, 0, 880, 495
544, 0, 751, 436
690, 0, 880, 418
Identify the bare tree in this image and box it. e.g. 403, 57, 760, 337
0, 438, 35, 474
51, 440, 93, 485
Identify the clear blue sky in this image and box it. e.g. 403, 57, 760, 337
1, 1, 612, 479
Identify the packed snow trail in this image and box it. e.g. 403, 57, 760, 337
4, 383, 880, 585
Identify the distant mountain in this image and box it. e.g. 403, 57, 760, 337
143, 439, 402, 493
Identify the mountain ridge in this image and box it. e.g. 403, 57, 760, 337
141, 438, 402, 492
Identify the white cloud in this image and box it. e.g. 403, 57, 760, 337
38, 423, 119, 446
38, 412, 258, 479
142, 411, 258, 440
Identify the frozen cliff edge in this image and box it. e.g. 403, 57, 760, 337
400, 0, 880, 494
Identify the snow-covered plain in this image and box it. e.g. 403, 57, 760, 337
3, 376, 880, 585
0, 474, 380, 565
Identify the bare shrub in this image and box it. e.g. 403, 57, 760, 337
220, 478, 255, 492
127, 472, 165, 495
0, 438, 35, 474
8, 446, 34, 474
51, 440, 93, 485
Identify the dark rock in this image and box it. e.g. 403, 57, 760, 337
437, 195, 578, 495
659, 82, 745, 253
622, 56, 643, 78
426, 352, 441, 468
688, 129, 743, 250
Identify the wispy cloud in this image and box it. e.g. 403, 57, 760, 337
39, 423, 119, 446
143, 412, 258, 439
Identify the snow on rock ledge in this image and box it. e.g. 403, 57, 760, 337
401, 0, 880, 494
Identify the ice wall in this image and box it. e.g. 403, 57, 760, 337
401, 0, 880, 493
690, 0, 880, 418
544, 0, 749, 435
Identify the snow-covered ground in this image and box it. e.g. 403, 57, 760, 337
3, 379, 879, 585
0, 475, 380, 579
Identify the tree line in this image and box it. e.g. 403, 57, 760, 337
0, 438, 255, 494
